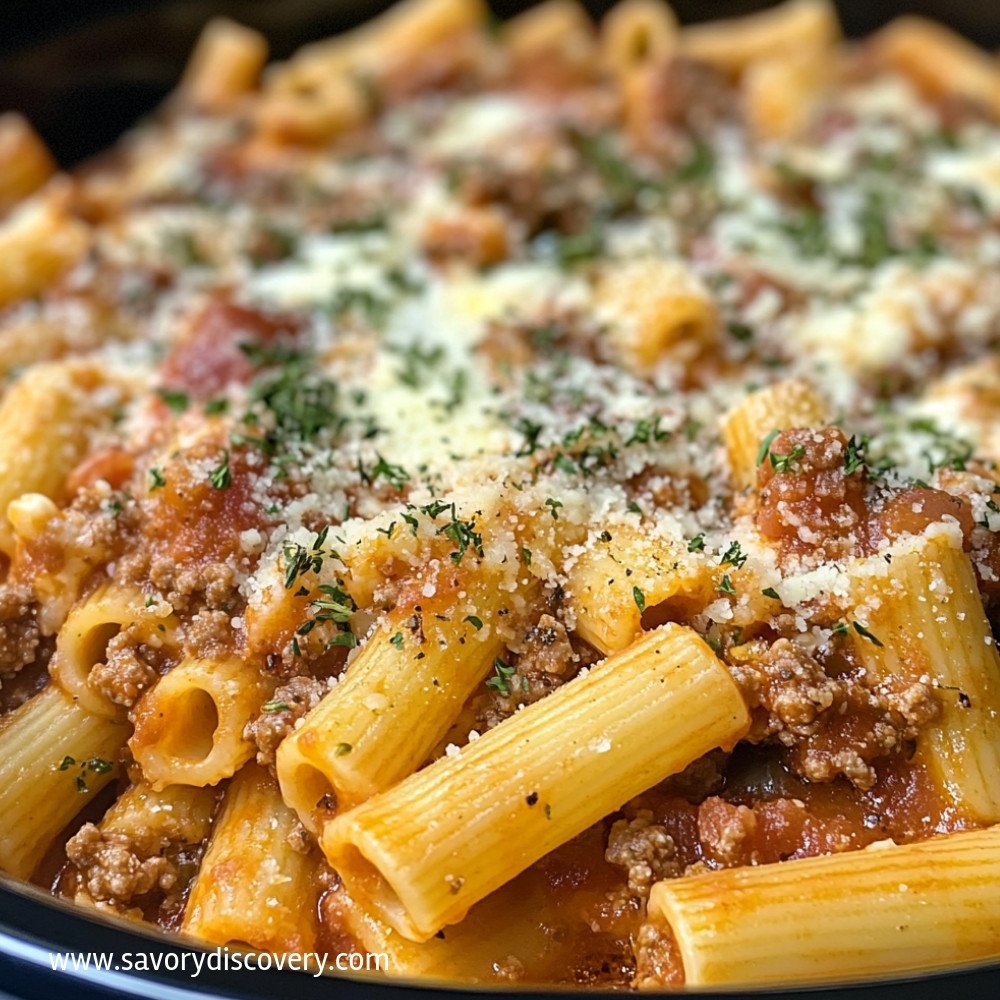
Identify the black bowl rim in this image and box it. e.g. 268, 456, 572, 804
1, 1, 1000, 996
3, 871, 1000, 998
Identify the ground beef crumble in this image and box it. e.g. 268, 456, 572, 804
88, 625, 173, 708
728, 638, 940, 789
696, 797, 758, 866
756, 427, 868, 564
65, 824, 176, 906
244, 675, 327, 767
605, 810, 680, 899
479, 613, 584, 729
0, 583, 41, 682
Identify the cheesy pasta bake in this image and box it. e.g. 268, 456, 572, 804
4, 0, 1000, 988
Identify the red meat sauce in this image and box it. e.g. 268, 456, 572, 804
627, 745, 975, 986
755, 427, 983, 563
313, 742, 969, 988
159, 294, 304, 400
138, 442, 267, 570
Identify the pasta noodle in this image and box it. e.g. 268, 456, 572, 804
0, 114, 55, 215
183, 764, 317, 952
847, 524, 1000, 823
596, 258, 719, 374
323, 625, 749, 940
0, 686, 128, 879
50, 582, 179, 719
277, 571, 511, 832
644, 825, 1000, 987
2, 0, 1000, 988
130, 656, 270, 789
679, 0, 840, 78
0, 361, 126, 556
722, 379, 829, 491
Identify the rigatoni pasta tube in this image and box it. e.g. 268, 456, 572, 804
870, 17, 1000, 115
597, 258, 718, 374
504, 0, 596, 78
566, 523, 712, 654
322, 624, 750, 941
643, 826, 1000, 988
130, 656, 270, 789
0, 361, 125, 555
277, 582, 505, 833
179, 18, 268, 112
600, 0, 677, 82
679, 0, 839, 79
0, 190, 90, 309
0, 686, 128, 878
97, 781, 217, 854
183, 764, 317, 953
51, 582, 179, 719
722, 378, 828, 490
0, 113, 55, 214
329, 867, 560, 981
742, 50, 832, 139
72, 781, 217, 909
847, 523, 1000, 823
277, 0, 486, 89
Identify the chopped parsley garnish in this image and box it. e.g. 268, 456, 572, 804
58, 755, 114, 793
327, 286, 393, 324
687, 533, 706, 552
756, 429, 781, 466
569, 128, 649, 209
360, 454, 409, 491
673, 139, 716, 185
282, 528, 329, 589
515, 418, 544, 457
148, 467, 166, 491
262, 700, 291, 713
549, 224, 603, 267
624, 416, 669, 447
246, 348, 345, 447
157, 388, 189, 412
843, 434, 869, 476
632, 586, 646, 613
908, 418, 974, 473
486, 656, 516, 696
295, 582, 358, 649
717, 574, 736, 596
209, 450, 231, 490
854, 190, 894, 268
420, 501, 484, 564
719, 541, 747, 569
727, 321, 754, 343
390, 631, 404, 649
463, 615, 483, 631
852, 622, 884, 647
334, 742, 353, 756
768, 444, 806, 474
396, 343, 445, 389
544, 497, 563, 519
761, 587, 780, 600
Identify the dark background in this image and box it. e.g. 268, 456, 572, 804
0, 0, 998, 167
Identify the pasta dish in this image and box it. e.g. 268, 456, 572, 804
3, 0, 1000, 987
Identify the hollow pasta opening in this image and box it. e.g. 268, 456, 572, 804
289, 760, 338, 827
157, 687, 219, 763
334, 840, 417, 941
80, 622, 122, 677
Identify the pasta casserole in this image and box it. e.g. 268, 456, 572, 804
4, 0, 1000, 988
